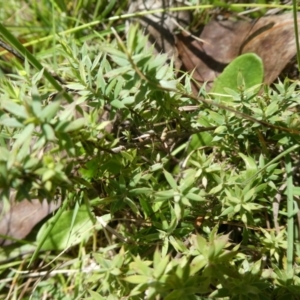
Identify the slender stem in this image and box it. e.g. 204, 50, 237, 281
293, 0, 300, 71
286, 152, 294, 272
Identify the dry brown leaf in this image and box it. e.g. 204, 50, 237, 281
242, 13, 299, 84
177, 13, 300, 91
0, 198, 61, 246
176, 19, 252, 91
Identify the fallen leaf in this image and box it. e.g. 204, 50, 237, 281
176, 13, 300, 92
176, 19, 252, 91
242, 13, 299, 84
0, 198, 61, 246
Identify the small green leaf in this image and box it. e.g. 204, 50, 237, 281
123, 275, 149, 284
239, 153, 257, 172
209, 184, 223, 195
180, 169, 197, 192
88, 291, 105, 300
190, 255, 207, 275
169, 236, 188, 253
150, 163, 163, 172
127, 24, 139, 55
154, 190, 174, 200
214, 125, 227, 134
243, 187, 256, 202
42, 169, 56, 182
111, 99, 126, 109
42, 123, 56, 141
185, 193, 204, 202
130, 188, 152, 195
0, 117, 23, 127
163, 169, 178, 190
62, 118, 85, 132
194, 234, 207, 253
12, 123, 34, 150
265, 101, 279, 117
213, 234, 229, 258
0, 147, 10, 161
1, 100, 28, 119
32, 68, 44, 85
40, 100, 61, 122
159, 80, 177, 89
220, 206, 234, 217
65, 83, 86, 90
188, 132, 213, 150
153, 254, 169, 279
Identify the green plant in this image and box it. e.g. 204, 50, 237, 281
1, 1, 300, 299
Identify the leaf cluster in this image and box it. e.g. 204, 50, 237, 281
1, 1, 300, 299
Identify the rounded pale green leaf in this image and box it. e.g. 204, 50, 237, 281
211, 53, 264, 101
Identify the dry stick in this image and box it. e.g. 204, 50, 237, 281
111, 27, 300, 136
0, 39, 24, 61
170, 18, 210, 45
